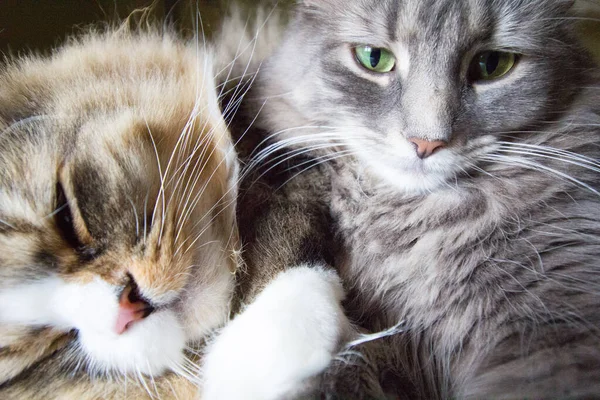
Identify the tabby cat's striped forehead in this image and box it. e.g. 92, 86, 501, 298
0, 31, 239, 378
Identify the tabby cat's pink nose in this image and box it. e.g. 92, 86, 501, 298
115, 281, 155, 334
408, 138, 447, 159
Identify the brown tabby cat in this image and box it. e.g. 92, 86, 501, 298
0, 16, 353, 397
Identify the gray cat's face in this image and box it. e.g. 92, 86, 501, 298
265, 0, 587, 193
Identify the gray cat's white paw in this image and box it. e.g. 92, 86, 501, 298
201, 265, 349, 400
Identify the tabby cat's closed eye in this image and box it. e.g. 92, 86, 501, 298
55, 181, 85, 250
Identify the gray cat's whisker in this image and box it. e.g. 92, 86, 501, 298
284, 146, 356, 172
242, 142, 352, 190
483, 154, 600, 196
251, 126, 345, 157
496, 148, 600, 174
276, 150, 358, 192
497, 142, 600, 168
244, 136, 350, 173
245, 132, 350, 171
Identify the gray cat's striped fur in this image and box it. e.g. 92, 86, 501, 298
243, 0, 600, 398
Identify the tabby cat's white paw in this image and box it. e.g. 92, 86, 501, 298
201, 265, 349, 400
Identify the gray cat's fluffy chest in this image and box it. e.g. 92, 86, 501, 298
329, 157, 600, 395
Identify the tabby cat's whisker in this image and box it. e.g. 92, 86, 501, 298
145, 359, 160, 399
145, 120, 167, 246
0, 114, 56, 136
0, 218, 15, 229
171, 52, 260, 225
179, 195, 238, 256
174, 69, 262, 239
143, 190, 150, 243
284, 145, 355, 172
135, 366, 155, 400
127, 196, 140, 239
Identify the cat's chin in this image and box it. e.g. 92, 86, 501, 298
78, 310, 186, 376
54, 278, 188, 376
0, 276, 220, 377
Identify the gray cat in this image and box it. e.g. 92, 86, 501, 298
239, 0, 600, 398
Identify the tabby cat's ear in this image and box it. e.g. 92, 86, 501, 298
300, 0, 336, 10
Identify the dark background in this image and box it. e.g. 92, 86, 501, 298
0, 1, 598, 60
0, 0, 271, 56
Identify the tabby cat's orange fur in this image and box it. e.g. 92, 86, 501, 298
0, 28, 240, 398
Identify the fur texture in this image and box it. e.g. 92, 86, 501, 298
0, 20, 352, 399
0, 28, 239, 398
246, 0, 600, 398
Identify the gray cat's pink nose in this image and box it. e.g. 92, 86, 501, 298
408, 138, 447, 159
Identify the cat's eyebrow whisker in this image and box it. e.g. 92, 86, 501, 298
212, 0, 280, 98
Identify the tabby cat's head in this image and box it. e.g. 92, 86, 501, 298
0, 32, 239, 378
262, 0, 596, 193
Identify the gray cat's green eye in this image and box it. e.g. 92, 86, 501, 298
471, 51, 517, 81
354, 46, 396, 73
